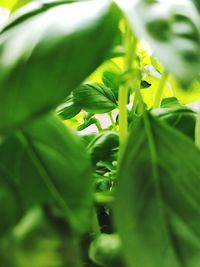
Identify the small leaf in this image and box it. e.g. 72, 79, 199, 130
0, 0, 121, 133
0, 114, 93, 233
114, 113, 200, 267
73, 83, 118, 114
140, 80, 151, 89
161, 97, 180, 108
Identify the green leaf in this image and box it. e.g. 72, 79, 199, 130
56, 95, 81, 120
73, 83, 118, 114
87, 131, 119, 165
125, 0, 200, 84
161, 97, 180, 108
114, 113, 200, 267
0, 114, 93, 233
0, 0, 121, 134
140, 80, 151, 89
102, 71, 121, 99
157, 107, 196, 140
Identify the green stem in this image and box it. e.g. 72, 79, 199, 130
94, 119, 102, 132
118, 20, 136, 160
153, 70, 168, 109
131, 90, 139, 115
195, 110, 200, 149
108, 112, 117, 130
118, 84, 129, 155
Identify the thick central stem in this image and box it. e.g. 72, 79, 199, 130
118, 20, 136, 161
195, 109, 200, 149
119, 84, 129, 151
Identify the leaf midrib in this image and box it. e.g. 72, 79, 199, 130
143, 113, 182, 267
19, 131, 78, 229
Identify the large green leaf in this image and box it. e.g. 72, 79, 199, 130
0, 0, 120, 134
0, 114, 93, 233
122, 0, 200, 84
114, 113, 200, 267
157, 107, 197, 140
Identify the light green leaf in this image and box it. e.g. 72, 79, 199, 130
0, 0, 120, 134
0, 114, 93, 233
114, 112, 200, 267
124, 0, 200, 84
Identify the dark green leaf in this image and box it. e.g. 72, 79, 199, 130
140, 80, 151, 89
0, 114, 93, 233
0, 0, 121, 133
157, 107, 196, 139
73, 83, 118, 114
87, 131, 119, 165
125, 0, 200, 84
114, 113, 200, 267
